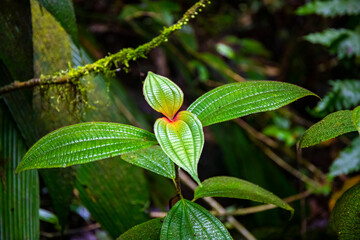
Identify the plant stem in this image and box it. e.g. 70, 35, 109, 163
0, 0, 211, 95
173, 165, 183, 198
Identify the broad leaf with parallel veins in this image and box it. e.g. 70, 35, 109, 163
160, 199, 232, 240
143, 71, 184, 120
16, 122, 157, 172
154, 111, 204, 185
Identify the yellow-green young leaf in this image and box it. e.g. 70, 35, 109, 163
187, 81, 317, 127
121, 146, 176, 179
299, 110, 357, 148
16, 122, 157, 173
154, 111, 203, 185
117, 218, 163, 240
330, 183, 360, 240
194, 176, 294, 216
160, 199, 232, 240
143, 71, 184, 120
352, 105, 360, 134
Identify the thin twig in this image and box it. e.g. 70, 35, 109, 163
40, 223, 101, 238
0, 0, 211, 95
179, 170, 257, 240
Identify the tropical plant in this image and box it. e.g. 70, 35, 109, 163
15, 71, 316, 239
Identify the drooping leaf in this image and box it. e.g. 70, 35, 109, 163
160, 199, 232, 240
143, 71, 184, 120
330, 183, 360, 239
329, 137, 360, 176
194, 176, 294, 215
188, 81, 316, 127
296, 0, 360, 17
37, 0, 78, 44
16, 122, 157, 173
122, 146, 175, 179
154, 111, 204, 185
39, 209, 60, 230
76, 157, 149, 238
311, 80, 360, 117
299, 110, 357, 148
0, 103, 39, 240
352, 105, 360, 134
117, 218, 163, 240
304, 28, 360, 59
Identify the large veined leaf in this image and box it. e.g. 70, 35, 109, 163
352, 105, 360, 134
0, 104, 39, 239
329, 137, 360, 176
187, 81, 316, 127
117, 218, 163, 240
76, 157, 149, 238
37, 0, 78, 44
299, 110, 357, 148
311, 80, 360, 117
121, 145, 175, 179
16, 122, 157, 172
154, 111, 204, 185
304, 29, 360, 59
194, 176, 293, 215
330, 183, 360, 239
296, 0, 360, 17
143, 71, 184, 120
160, 199, 232, 240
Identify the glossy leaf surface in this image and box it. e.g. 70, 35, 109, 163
160, 199, 232, 240
121, 146, 176, 179
330, 183, 360, 239
16, 122, 157, 172
194, 176, 293, 215
299, 110, 357, 148
117, 218, 162, 240
154, 111, 204, 184
188, 81, 316, 127
143, 71, 184, 120
352, 105, 360, 134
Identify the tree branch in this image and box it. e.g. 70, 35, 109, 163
0, 0, 211, 95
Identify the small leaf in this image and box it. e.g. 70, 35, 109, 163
16, 122, 157, 173
329, 137, 360, 176
188, 81, 316, 127
299, 110, 357, 148
143, 71, 184, 120
352, 105, 360, 134
160, 199, 232, 240
117, 218, 163, 240
330, 183, 360, 239
154, 111, 204, 185
121, 146, 176, 179
296, 0, 360, 17
194, 176, 294, 215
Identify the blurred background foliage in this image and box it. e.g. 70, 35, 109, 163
1, 0, 360, 239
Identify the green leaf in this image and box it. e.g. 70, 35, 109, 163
39, 209, 60, 229
160, 199, 232, 240
16, 122, 157, 173
352, 105, 360, 134
304, 29, 360, 59
117, 218, 163, 240
299, 110, 357, 148
154, 111, 204, 185
143, 71, 184, 120
38, 0, 78, 44
0, 103, 40, 239
188, 81, 316, 127
296, 0, 360, 17
76, 157, 149, 238
194, 176, 294, 215
330, 183, 360, 239
216, 43, 235, 59
311, 80, 360, 117
121, 146, 176, 179
329, 137, 360, 176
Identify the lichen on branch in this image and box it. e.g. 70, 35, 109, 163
0, 0, 211, 95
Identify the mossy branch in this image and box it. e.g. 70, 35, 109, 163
0, 0, 211, 95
